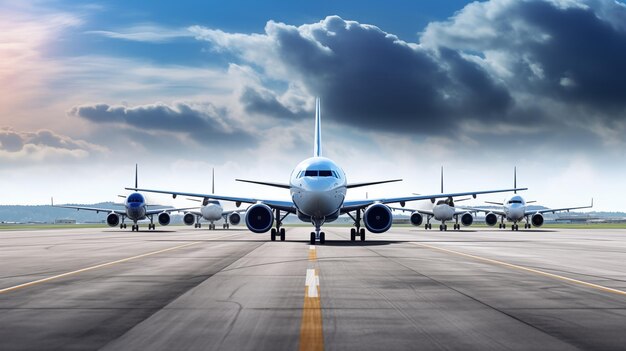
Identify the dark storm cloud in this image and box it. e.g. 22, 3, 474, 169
193, 15, 513, 134
240, 87, 307, 120
0, 131, 24, 152
69, 102, 258, 147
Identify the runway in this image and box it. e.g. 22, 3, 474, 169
1, 226, 625, 350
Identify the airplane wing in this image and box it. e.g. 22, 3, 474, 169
524, 199, 593, 216
53, 204, 126, 215
390, 207, 434, 216
126, 187, 297, 213
145, 207, 198, 216
458, 207, 507, 216
341, 187, 526, 213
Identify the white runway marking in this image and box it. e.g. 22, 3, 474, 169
305, 269, 320, 298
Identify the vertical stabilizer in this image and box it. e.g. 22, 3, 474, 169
314, 97, 322, 157
514, 166, 517, 194
135, 164, 138, 189
441, 166, 444, 194
212, 168, 215, 194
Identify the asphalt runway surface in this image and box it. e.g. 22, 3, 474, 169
1, 226, 625, 350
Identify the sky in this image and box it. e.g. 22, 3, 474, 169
1, 0, 625, 211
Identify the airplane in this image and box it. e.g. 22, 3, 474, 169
392, 167, 478, 231
54, 165, 192, 231
181, 168, 244, 230
128, 98, 526, 244
467, 167, 593, 231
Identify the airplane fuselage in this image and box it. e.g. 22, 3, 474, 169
125, 192, 147, 222
201, 202, 223, 221
432, 203, 455, 221
290, 157, 347, 222
502, 195, 526, 222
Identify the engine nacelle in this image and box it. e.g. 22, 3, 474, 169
106, 213, 120, 227
183, 213, 195, 226
531, 213, 544, 227
158, 212, 171, 226
410, 212, 423, 226
245, 203, 274, 233
461, 212, 474, 226
485, 212, 498, 226
364, 204, 393, 233
228, 212, 241, 226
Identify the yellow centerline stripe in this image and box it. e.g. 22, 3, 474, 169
0, 241, 200, 294
411, 242, 626, 297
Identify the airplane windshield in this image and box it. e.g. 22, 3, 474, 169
300, 170, 337, 178
127, 193, 144, 203
508, 200, 523, 204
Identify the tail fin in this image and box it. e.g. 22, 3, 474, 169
135, 164, 138, 189
441, 166, 444, 194
314, 97, 322, 157
514, 166, 517, 194
211, 168, 215, 194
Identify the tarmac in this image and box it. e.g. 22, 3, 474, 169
1, 226, 625, 350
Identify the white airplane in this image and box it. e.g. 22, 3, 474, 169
129, 98, 525, 244
469, 167, 593, 231
182, 168, 244, 230
393, 167, 479, 231
54, 165, 192, 231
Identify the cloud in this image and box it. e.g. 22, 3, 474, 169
86, 25, 195, 43
0, 128, 106, 163
69, 101, 258, 148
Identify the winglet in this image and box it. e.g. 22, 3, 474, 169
514, 166, 517, 194
212, 167, 215, 195
314, 97, 322, 157
51, 197, 54, 206
135, 163, 138, 189
591, 198, 594, 207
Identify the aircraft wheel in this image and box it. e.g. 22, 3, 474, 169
360, 230, 366, 242
350, 228, 356, 241
226, 224, 230, 229
310, 232, 316, 245
439, 225, 443, 231
429, 223, 432, 230
271, 228, 276, 241
280, 228, 285, 241
320, 232, 326, 245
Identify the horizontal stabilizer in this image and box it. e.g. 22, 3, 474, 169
235, 179, 291, 189
347, 179, 402, 189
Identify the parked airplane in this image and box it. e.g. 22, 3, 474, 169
393, 167, 478, 231
468, 167, 593, 231
182, 168, 244, 229
129, 98, 525, 244
54, 165, 191, 231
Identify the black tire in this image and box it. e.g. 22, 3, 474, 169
320, 232, 326, 245
310, 232, 316, 245
350, 228, 356, 241
280, 228, 285, 241
271, 228, 276, 241
439, 225, 443, 231
360, 230, 366, 241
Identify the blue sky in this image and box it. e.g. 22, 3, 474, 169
1, 0, 625, 211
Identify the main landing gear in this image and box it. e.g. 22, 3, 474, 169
346, 210, 365, 242
270, 209, 289, 242
424, 216, 433, 230
119, 223, 127, 229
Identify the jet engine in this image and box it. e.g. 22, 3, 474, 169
461, 212, 474, 226
410, 212, 423, 226
183, 213, 195, 226
531, 213, 544, 227
485, 212, 498, 226
158, 212, 171, 226
363, 204, 393, 233
106, 213, 120, 227
245, 203, 274, 233
228, 212, 241, 226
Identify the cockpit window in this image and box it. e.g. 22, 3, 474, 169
304, 170, 318, 177
508, 200, 523, 204
127, 193, 144, 203
299, 170, 337, 178
318, 170, 333, 177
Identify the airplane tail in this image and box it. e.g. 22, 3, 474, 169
135, 164, 138, 189
441, 166, 444, 194
514, 166, 517, 194
212, 168, 215, 194
314, 97, 322, 157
